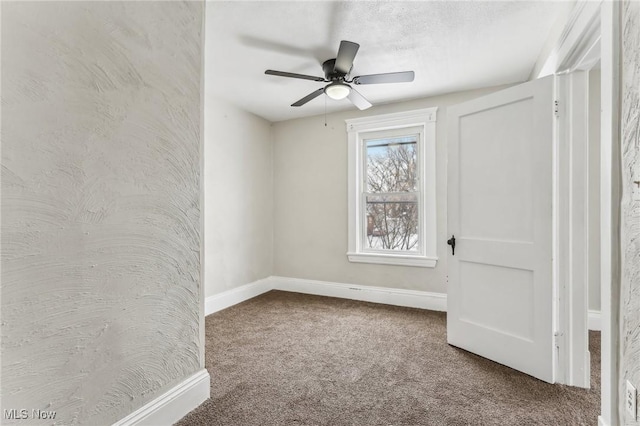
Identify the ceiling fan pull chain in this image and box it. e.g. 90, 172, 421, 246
324, 95, 327, 127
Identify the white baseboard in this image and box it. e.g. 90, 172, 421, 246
597, 415, 608, 426
270, 276, 447, 312
112, 369, 210, 426
205, 278, 272, 315
588, 309, 601, 331
205, 276, 447, 314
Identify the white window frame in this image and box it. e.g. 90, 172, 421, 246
346, 107, 438, 268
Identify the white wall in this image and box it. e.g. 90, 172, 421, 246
203, 96, 273, 297
588, 68, 602, 312
1, 2, 204, 424
272, 86, 509, 293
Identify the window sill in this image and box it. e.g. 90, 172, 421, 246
346, 252, 438, 268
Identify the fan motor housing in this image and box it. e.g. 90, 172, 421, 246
322, 59, 348, 81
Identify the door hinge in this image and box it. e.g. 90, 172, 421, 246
554, 331, 564, 348
554, 100, 560, 118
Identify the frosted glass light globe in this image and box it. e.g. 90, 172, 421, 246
325, 83, 351, 100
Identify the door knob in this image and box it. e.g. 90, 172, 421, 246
447, 235, 456, 255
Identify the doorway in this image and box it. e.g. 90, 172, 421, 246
446, 0, 611, 409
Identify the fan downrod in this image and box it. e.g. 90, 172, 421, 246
322, 59, 347, 81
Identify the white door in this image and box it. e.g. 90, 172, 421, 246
447, 76, 555, 383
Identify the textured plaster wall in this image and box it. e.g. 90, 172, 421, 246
204, 96, 273, 298
620, 1, 640, 424
1, 2, 204, 424
272, 86, 508, 293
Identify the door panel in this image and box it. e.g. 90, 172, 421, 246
459, 261, 534, 341
447, 76, 554, 383
459, 98, 535, 243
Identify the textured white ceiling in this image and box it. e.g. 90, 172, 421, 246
205, 1, 573, 122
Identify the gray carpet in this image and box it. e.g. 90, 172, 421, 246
177, 290, 600, 426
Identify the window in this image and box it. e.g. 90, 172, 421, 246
346, 108, 437, 267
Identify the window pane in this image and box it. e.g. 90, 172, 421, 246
365, 193, 418, 251
365, 135, 418, 193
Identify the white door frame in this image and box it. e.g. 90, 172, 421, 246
597, 2, 621, 425
555, 70, 591, 388
535, 0, 620, 423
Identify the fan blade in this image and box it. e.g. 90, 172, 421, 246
291, 88, 325, 107
353, 71, 415, 85
265, 70, 325, 82
334, 40, 360, 74
347, 87, 372, 110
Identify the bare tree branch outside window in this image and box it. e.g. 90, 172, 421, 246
364, 136, 419, 251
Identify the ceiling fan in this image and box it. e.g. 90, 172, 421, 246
265, 40, 415, 110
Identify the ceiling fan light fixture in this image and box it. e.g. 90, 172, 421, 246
324, 82, 351, 100
265, 40, 414, 110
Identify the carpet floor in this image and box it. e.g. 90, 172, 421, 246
177, 291, 600, 426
